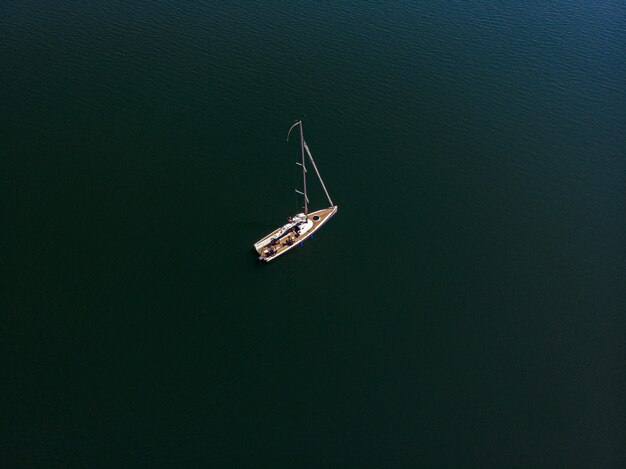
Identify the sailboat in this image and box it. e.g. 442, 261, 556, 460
254, 121, 338, 262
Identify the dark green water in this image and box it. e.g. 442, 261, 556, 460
2, 1, 625, 466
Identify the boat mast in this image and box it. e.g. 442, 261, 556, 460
300, 121, 308, 215
304, 140, 334, 207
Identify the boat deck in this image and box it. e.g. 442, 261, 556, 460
254, 206, 337, 261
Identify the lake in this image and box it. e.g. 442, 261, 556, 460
2, 1, 624, 466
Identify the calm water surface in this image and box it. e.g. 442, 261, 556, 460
2, 1, 625, 466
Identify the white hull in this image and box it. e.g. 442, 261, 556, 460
253, 120, 336, 263
254, 206, 337, 262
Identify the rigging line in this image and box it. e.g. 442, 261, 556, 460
303, 140, 334, 207
299, 122, 308, 215
293, 147, 299, 213
288, 121, 303, 213
295, 189, 310, 203
286, 121, 300, 141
